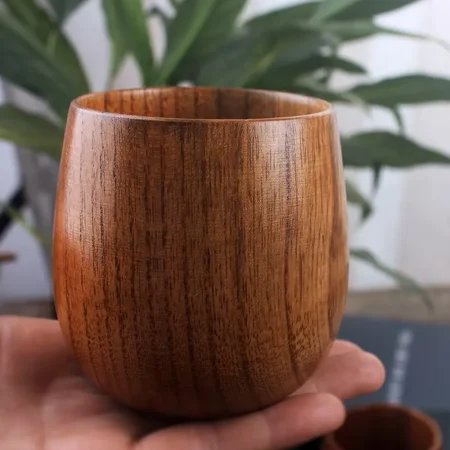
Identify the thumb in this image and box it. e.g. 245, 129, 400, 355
139, 393, 345, 450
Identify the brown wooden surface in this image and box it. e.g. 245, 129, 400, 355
0, 252, 16, 264
53, 87, 348, 419
322, 404, 442, 450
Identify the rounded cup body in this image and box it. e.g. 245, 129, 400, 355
53, 87, 348, 419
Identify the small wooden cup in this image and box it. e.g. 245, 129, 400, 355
0, 253, 16, 264
322, 404, 442, 450
53, 87, 348, 419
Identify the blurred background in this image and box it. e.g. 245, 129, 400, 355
1, 0, 449, 318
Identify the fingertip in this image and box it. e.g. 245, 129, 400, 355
361, 352, 386, 391
283, 393, 346, 445
314, 393, 346, 430
329, 340, 361, 356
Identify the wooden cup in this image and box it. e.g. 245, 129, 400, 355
53, 87, 348, 419
322, 404, 442, 450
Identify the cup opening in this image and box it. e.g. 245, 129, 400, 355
331, 405, 441, 450
73, 87, 331, 122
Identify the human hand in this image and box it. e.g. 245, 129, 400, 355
0, 316, 384, 450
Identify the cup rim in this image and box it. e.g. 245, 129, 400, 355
324, 403, 443, 450
71, 86, 333, 123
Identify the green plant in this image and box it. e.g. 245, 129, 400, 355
1, 0, 449, 304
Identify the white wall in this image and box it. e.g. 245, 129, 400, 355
1, 0, 449, 301
343, 0, 450, 289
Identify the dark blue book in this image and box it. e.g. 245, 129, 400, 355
339, 316, 450, 448
295, 315, 450, 450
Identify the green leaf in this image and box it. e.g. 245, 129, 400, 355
253, 56, 366, 91
0, 11, 88, 118
294, 77, 368, 107
322, 55, 367, 74
101, 0, 155, 86
372, 163, 383, 193
101, 0, 127, 85
2, 0, 89, 95
269, 32, 327, 69
199, 27, 325, 88
345, 180, 372, 220
48, 0, 87, 23
0, 105, 64, 158
310, 0, 360, 24
246, 1, 318, 32
320, 21, 450, 46
348, 75, 450, 107
0, 203, 49, 248
158, 0, 218, 84
330, 21, 380, 41
350, 248, 433, 309
246, 0, 421, 33
185, 0, 246, 60
198, 34, 276, 87
295, 54, 366, 74
246, 2, 445, 49
342, 132, 450, 168
335, 0, 421, 20
168, 0, 246, 84
391, 107, 406, 135
3, 0, 51, 39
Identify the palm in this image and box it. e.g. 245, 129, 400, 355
0, 317, 384, 450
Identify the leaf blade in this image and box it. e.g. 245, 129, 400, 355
269, 31, 327, 69
101, 0, 155, 86
169, 0, 246, 84
0, 203, 49, 248
0, 105, 64, 158
0, 11, 87, 117
254, 54, 366, 89
348, 75, 450, 106
310, 0, 360, 24
335, 0, 421, 20
3, 0, 89, 95
101, 0, 128, 85
350, 248, 433, 309
246, 0, 421, 33
342, 132, 450, 168
346, 180, 372, 220
198, 34, 273, 87
198, 28, 324, 88
48, 0, 87, 23
246, 2, 318, 33
158, 0, 218, 84
186, 0, 246, 60
299, 19, 450, 49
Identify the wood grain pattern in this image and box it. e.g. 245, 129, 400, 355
53, 87, 348, 419
322, 404, 442, 450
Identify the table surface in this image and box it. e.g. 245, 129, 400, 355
346, 286, 450, 323
2, 286, 449, 322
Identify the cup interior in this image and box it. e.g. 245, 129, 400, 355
331, 405, 441, 450
74, 87, 331, 121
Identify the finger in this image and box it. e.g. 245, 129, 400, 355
0, 316, 71, 388
306, 350, 385, 400
328, 340, 360, 356
141, 393, 345, 450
